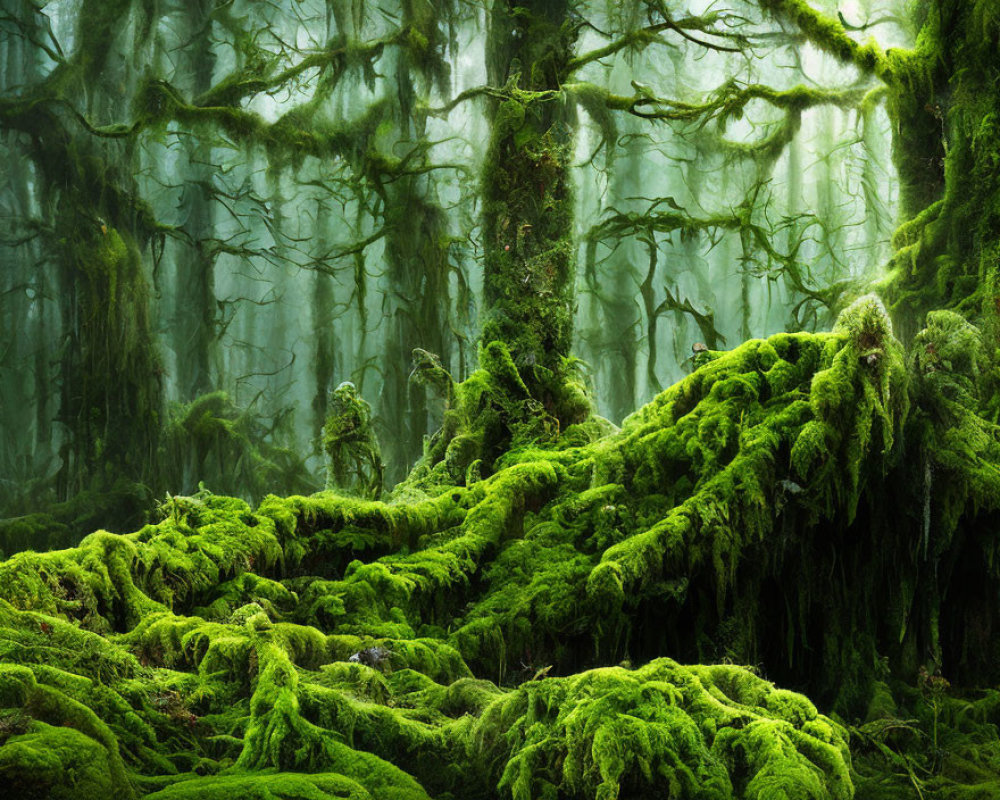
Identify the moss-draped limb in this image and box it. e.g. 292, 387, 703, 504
195, 29, 411, 110
568, 80, 870, 125
756, 0, 889, 74
564, 8, 751, 75
560, 8, 887, 367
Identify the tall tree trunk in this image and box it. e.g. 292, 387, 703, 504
173, 0, 217, 400
880, 2, 991, 333
481, 0, 580, 419
7, 1, 167, 499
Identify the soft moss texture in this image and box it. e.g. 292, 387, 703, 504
5, 3, 1000, 798
4, 298, 1000, 796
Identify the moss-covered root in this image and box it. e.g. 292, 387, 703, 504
470, 658, 853, 800
0, 722, 125, 800
235, 638, 430, 799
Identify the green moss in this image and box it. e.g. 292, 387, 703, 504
322, 383, 383, 499
758, 0, 886, 72
5, 2, 1000, 798
0, 721, 118, 799
3, 294, 1000, 796
469, 659, 851, 800
0, 665, 135, 798
145, 772, 374, 799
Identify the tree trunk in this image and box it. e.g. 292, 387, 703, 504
172, 0, 218, 401
883, 1, 996, 334
481, 0, 578, 418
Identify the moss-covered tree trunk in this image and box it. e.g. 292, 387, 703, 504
0, 1, 165, 512
481, 0, 579, 420
54, 210, 162, 497
868, 0, 977, 338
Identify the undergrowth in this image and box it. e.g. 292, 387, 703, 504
2, 298, 1000, 798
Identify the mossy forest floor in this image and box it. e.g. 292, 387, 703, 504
2, 297, 1000, 799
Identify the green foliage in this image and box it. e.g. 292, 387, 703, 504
163, 392, 319, 503
7, 301, 1000, 796
0, 722, 119, 799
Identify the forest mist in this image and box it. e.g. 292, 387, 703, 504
1, 0, 904, 511
7, 1, 1000, 798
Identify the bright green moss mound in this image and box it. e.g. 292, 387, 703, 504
474, 659, 851, 800
0, 721, 119, 799
145, 773, 386, 799
2, 298, 1000, 797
